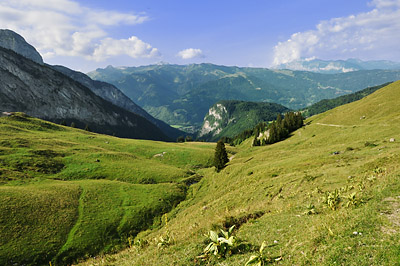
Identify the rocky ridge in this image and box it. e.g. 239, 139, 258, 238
0, 29, 43, 65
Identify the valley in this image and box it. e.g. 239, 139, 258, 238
88, 64, 400, 129
0, 18, 400, 265
1, 81, 400, 265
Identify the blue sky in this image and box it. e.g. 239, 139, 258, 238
1, 0, 399, 72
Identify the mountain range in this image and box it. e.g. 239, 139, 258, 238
0, 29, 182, 141
3, 28, 400, 142
274, 58, 400, 74
88, 64, 400, 130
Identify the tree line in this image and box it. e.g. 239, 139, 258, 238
220, 112, 303, 147
252, 112, 303, 146
253, 112, 304, 146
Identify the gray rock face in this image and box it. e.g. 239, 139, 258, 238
0, 29, 43, 64
199, 100, 290, 141
0, 46, 169, 141
51, 65, 183, 139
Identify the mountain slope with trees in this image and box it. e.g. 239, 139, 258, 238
199, 100, 290, 141
51, 65, 184, 140
88, 64, 400, 128
302, 82, 392, 117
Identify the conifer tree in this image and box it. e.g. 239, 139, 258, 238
252, 137, 260, 146
70, 122, 75, 128
214, 140, 229, 171
296, 112, 304, 128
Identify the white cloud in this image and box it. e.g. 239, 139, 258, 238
93, 36, 159, 61
177, 48, 204, 59
0, 0, 158, 61
272, 0, 400, 65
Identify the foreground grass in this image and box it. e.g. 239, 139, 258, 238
0, 113, 214, 265
78, 81, 400, 265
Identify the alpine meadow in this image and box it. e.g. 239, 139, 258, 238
1, 1, 400, 265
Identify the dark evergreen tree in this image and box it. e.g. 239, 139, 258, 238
214, 140, 229, 171
252, 137, 260, 146
177, 136, 185, 142
70, 122, 75, 128
295, 112, 304, 128
276, 113, 283, 127
267, 121, 278, 144
60, 120, 67, 126
84, 124, 91, 132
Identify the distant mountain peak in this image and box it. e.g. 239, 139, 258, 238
274, 58, 400, 74
0, 29, 43, 65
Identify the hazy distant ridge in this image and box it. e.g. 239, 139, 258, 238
274, 58, 400, 73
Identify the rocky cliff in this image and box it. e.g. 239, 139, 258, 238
0, 29, 43, 65
0, 46, 168, 140
51, 65, 183, 139
199, 100, 290, 141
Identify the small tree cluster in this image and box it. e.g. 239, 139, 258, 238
177, 135, 194, 142
214, 140, 229, 171
253, 112, 304, 146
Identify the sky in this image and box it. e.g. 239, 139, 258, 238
0, 0, 399, 72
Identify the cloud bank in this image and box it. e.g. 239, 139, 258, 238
0, 0, 159, 61
273, 0, 400, 65
177, 48, 204, 59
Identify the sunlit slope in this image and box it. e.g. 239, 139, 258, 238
0, 114, 214, 265
314, 80, 400, 125
0, 113, 213, 184
79, 81, 400, 265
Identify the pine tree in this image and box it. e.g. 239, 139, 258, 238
70, 122, 75, 128
296, 112, 304, 128
214, 140, 229, 171
84, 124, 91, 132
267, 121, 278, 144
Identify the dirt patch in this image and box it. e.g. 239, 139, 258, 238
222, 211, 265, 231
381, 196, 400, 235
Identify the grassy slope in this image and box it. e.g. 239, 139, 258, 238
0, 114, 214, 265
78, 81, 400, 265
302, 82, 392, 117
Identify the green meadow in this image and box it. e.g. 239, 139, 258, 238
77, 81, 400, 265
0, 113, 214, 265
2, 81, 400, 265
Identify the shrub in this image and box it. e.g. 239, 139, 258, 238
202, 225, 236, 258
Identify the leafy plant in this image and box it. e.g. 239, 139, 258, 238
130, 238, 148, 251
202, 225, 236, 258
346, 192, 362, 208
322, 189, 341, 210
373, 167, 386, 176
245, 241, 282, 266
303, 203, 317, 215
156, 233, 172, 249
157, 214, 173, 249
